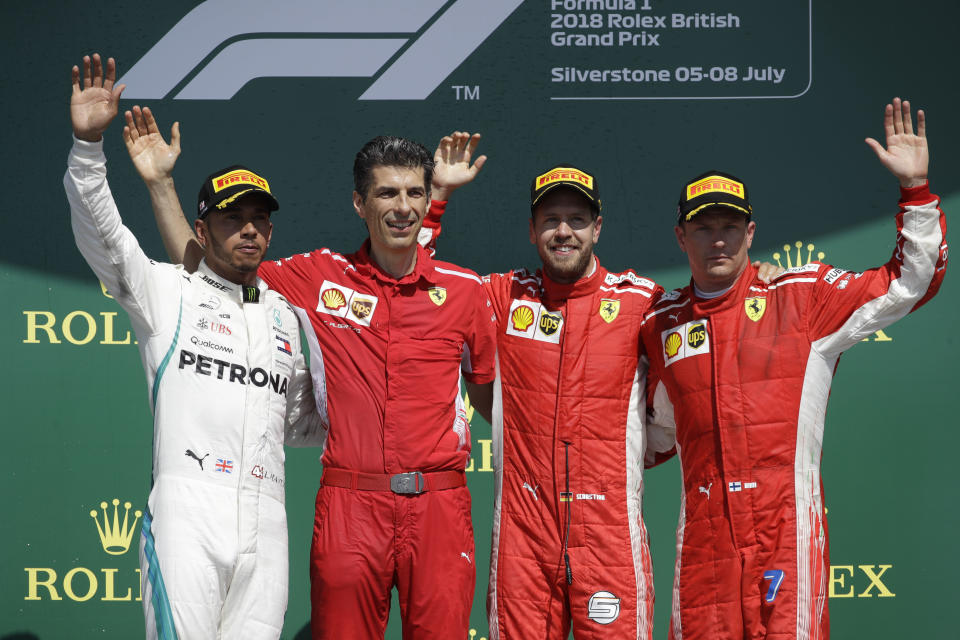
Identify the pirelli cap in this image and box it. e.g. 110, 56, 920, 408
677, 170, 751, 222
197, 165, 279, 219
530, 164, 601, 212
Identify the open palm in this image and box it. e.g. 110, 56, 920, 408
865, 97, 928, 188
70, 54, 124, 141
432, 131, 487, 201
123, 106, 181, 183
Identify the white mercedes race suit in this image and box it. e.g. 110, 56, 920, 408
64, 138, 327, 640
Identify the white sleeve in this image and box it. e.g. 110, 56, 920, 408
283, 350, 329, 450
644, 376, 677, 467
64, 137, 170, 335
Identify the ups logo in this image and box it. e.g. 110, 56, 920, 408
538, 311, 562, 336
351, 299, 373, 320
687, 323, 706, 348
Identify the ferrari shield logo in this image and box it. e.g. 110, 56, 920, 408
745, 297, 766, 322
598, 299, 620, 323
427, 287, 447, 306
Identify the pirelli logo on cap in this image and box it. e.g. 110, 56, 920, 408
686, 176, 744, 200
536, 168, 594, 190
212, 169, 271, 194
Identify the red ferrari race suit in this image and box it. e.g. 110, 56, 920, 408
641, 184, 947, 640
257, 241, 496, 639
424, 203, 675, 639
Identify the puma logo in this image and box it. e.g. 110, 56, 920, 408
185, 449, 209, 470
669, 312, 681, 322
699, 483, 713, 499
522, 482, 539, 501
461, 552, 472, 564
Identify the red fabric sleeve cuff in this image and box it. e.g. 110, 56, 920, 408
899, 181, 932, 203
463, 370, 495, 385
427, 200, 447, 224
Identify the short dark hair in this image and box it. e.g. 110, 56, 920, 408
353, 136, 434, 200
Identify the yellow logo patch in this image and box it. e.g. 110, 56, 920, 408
686, 175, 744, 200
321, 288, 346, 310
536, 167, 594, 190
598, 299, 620, 323
745, 297, 766, 322
511, 305, 535, 331
211, 169, 271, 193
664, 332, 682, 358
427, 287, 447, 306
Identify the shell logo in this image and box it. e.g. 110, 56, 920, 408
664, 331, 682, 358
321, 288, 346, 310
511, 305, 535, 331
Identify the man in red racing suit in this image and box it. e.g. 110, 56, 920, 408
641, 99, 947, 640
425, 148, 676, 639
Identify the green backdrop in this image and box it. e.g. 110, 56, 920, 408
2, 1, 957, 638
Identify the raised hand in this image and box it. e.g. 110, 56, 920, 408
865, 97, 928, 188
123, 106, 181, 184
431, 131, 487, 202
70, 54, 125, 142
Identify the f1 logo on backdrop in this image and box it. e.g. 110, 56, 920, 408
119, 0, 523, 100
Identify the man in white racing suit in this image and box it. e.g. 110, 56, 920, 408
63, 53, 326, 639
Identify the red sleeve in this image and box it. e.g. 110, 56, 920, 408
257, 253, 317, 310
805, 183, 947, 352
462, 280, 497, 384
420, 200, 447, 257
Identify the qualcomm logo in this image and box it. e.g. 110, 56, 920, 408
118, 0, 523, 100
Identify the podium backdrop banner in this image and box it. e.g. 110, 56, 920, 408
2, 1, 957, 638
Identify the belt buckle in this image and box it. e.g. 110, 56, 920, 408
390, 471, 425, 495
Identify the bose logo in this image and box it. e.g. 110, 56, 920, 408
119, 0, 523, 100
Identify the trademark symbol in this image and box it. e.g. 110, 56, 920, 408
452, 85, 480, 100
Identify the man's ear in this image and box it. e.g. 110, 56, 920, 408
674, 224, 686, 252
353, 191, 364, 219
195, 219, 208, 248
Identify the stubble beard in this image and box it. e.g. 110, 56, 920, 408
540, 243, 594, 284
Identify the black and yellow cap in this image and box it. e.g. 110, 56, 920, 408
197, 165, 279, 219
677, 170, 751, 222
530, 164, 601, 212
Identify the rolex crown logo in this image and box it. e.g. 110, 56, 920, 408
772, 241, 825, 268
90, 498, 142, 555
